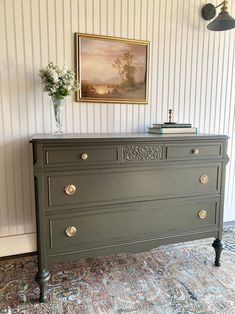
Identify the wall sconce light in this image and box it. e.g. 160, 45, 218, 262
202, 1, 235, 31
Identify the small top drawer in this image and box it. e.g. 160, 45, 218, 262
44, 145, 120, 167
166, 143, 222, 160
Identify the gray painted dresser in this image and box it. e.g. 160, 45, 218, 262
30, 133, 229, 302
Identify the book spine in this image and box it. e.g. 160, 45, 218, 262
162, 124, 192, 128
152, 123, 192, 128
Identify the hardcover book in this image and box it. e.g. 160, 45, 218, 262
148, 127, 197, 134
152, 123, 192, 128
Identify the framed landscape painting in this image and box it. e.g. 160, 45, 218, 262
75, 33, 149, 104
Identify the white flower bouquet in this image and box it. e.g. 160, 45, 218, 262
39, 62, 79, 133
39, 61, 79, 100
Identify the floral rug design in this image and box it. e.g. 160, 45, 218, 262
1, 225, 235, 313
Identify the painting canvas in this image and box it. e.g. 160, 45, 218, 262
75, 34, 149, 104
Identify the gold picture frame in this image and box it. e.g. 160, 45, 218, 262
75, 33, 149, 104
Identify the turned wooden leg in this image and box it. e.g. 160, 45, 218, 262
212, 239, 224, 267
35, 269, 51, 303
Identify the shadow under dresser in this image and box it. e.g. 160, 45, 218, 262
30, 133, 229, 302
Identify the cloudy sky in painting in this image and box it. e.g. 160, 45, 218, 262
80, 37, 147, 84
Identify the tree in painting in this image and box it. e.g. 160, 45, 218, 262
112, 51, 137, 89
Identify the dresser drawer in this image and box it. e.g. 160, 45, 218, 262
44, 145, 120, 166
166, 143, 222, 160
46, 163, 221, 211
46, 198, 219, 254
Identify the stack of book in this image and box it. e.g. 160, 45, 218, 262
148, 122, 197, 134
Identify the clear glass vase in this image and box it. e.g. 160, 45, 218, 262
51, 97, 64, 134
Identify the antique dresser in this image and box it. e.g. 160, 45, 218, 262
30, 133, 229, 302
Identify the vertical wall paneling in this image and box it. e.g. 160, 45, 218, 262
182, 0, 190, 123
2, 0, 18, 236
146, 0, 155, 127
0, 0, 235, 255
161, 0, 169, 122
133, 0, 140, 132
155, 0, 163, 124
0, 71, 9, 236
63, 0, 70, 134
93, 0, 101, 133
86, 0, 95, 133
71, 0, 80, 133
120, 0, 128, 132
127, 0, 134, 133
78, 0, 88, 133
113, 0, 121, 133
226, 31, 235, 209
138, 0, 146, 133
99, 0, 107, 133
21, 0, 35, 233
0, 2, 9, 236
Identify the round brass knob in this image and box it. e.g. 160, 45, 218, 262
65, 226, 77, 237
192, 148, 199, 156
64, 184, 76, 195
81, 153, 88, 160
199, 174, 209, 184
198, 209, 207, 219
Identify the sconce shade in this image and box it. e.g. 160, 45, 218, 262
202, 1, 235, 31
207, 11, 235, 31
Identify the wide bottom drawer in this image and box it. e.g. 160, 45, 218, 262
46, 197, 219, 255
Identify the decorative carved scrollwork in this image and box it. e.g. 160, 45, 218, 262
123, 145, 163, 161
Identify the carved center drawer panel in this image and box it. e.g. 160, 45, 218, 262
122, 144, 163, 162
46, 198, 219, 254
44, 145, 120, 166
46, 163, 221, 211
166, 142, 222, 160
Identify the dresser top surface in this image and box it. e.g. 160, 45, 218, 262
30, 133, 228, 143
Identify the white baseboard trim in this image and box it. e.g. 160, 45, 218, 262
224, 205, 235, 222
0, 233, 37, 257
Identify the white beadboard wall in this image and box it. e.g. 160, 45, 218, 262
0, 0, 235, 256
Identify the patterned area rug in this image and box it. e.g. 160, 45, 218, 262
1, 226, 235, 314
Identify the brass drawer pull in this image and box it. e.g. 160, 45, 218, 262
65, 226, 77, 237
64, 184, 76, 195
81, 153, 88, 160
198, 209, 207, 219
199, 174, 209, 184
192, 148, 199, 156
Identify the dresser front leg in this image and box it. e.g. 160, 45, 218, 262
35, 269, 51, 302
212, 239, 224, 267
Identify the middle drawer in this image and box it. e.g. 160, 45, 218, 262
45, 163, 221, 211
